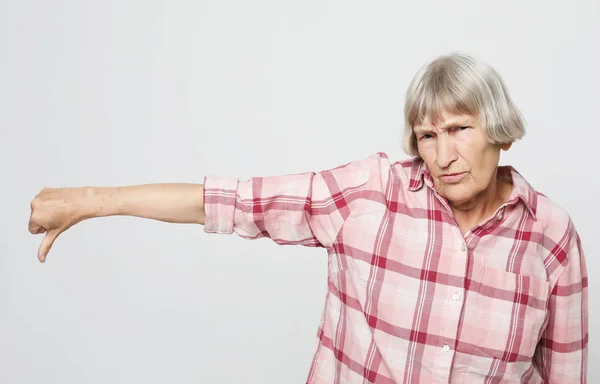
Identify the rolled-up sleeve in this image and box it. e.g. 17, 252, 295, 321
202, 152, 390, 249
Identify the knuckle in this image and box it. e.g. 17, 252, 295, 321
30, 211, 43, 225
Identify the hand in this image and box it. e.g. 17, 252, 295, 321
29, 187, 94, 263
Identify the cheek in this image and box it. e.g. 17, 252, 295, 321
456, 141, 494, 170
417, 147, 436, 166
417, 141, 435, 155
463, 154, 500, 188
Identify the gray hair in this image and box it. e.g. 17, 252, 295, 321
403, 52, 526, 157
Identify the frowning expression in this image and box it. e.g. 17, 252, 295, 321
414, 109, 510, 207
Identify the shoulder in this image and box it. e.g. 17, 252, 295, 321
535, 192, 575, 235
536, 191, 577, 238
508, 167, 577, 246
322, 152, 419, 214
510, 171, 584, 284
531, 189, 580, 271
506, 164, 579, 268
330, 151, 415, 184
366, 152, 419, 189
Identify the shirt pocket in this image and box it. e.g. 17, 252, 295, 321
459, 265, 550, 362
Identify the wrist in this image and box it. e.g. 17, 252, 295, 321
84, 186, 119, 219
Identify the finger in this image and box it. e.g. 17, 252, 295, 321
29, 221, 43, 234
38, 229, 60, 263
34, 227, 47, 235
29, 204, 46, 234
29, 218, 47, 234
28, 210, 41, 234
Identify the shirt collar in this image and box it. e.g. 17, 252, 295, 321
407, 157, 538, 220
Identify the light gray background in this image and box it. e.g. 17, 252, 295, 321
1, 1, 598, 383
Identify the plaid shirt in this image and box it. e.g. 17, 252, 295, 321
203, 152, 588, 383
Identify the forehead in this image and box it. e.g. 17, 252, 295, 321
413, 110, 478, 133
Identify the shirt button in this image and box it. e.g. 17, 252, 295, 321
452, 293, 460, 301
497, 212, 503, 220
461, 243, 466, 252
443, 345, 450, 352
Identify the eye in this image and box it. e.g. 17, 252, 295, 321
419, 133, 433, 140
449, 126, 469, 134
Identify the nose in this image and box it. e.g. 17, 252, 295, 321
436, 135, 457, 169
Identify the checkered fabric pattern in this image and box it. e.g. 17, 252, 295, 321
203, 152, 588, 383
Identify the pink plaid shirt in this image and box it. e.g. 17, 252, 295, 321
203, 152, 588, 383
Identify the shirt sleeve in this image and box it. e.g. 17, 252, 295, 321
536, 230, 588, 383
202, 152, 391, 249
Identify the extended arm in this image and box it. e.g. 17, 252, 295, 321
29, 152, 389, 263
29, 183, 207, 262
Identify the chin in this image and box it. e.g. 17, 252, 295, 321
436, 185, 473, 206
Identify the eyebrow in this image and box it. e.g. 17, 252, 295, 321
414, 120, 475, 135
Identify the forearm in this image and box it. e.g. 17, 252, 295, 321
88, 183, 206, 224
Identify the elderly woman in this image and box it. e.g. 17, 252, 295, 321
29, 52, 587, 383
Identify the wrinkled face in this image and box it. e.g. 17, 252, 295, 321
414, 109, 510, 207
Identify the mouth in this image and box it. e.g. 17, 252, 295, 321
439, 172, 466, 183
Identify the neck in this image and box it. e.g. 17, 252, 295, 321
450, 170, 512, 233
